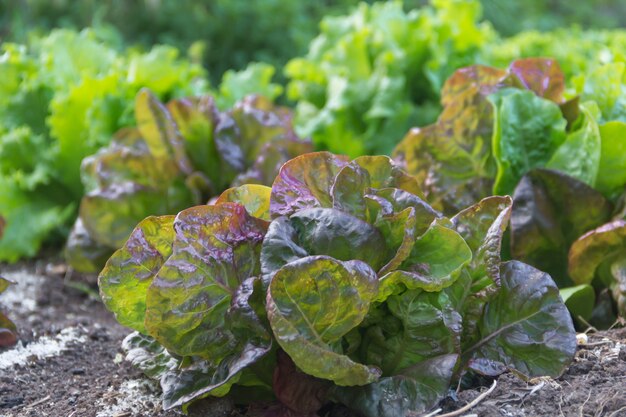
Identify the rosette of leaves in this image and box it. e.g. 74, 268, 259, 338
99, 152, 575, 416
0, 218, 18, 347
394, 57, 626, 323
66, 89, 311, 273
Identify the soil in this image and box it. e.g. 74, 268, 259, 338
1, 259, 625, 417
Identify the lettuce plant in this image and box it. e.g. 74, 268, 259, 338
285, 0, 494, 157
99, 152, 575, 415
394, 58, 626, 322
66, 90, 311, 273
0, 29, 208, 262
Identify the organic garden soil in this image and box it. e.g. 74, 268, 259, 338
1, 260, 625, 417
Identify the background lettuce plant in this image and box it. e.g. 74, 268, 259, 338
285, 0, 495, 157
0, 29, 207, 262
394, 57, 626, 323
66, 90, 312, 273
99, 152, 575, 415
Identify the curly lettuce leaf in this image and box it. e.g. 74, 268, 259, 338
490, 88, 567, 196
216, 62, 283, 111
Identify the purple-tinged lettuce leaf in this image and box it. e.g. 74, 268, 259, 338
135, 89, 194, 176
266, 256, 381, 386
68, 124, 198, 260
569, 220, 626, 316
511, 169, 612, 287
331, 354, 459, 417
69, 92, 310, 273
331, 156, 425, 221
214, 96, 304, 178
393, 65, 510, 213
490, 88, 567, 196
452, 196, 512, 287
447, 196, 512, 348
0, 276, 18, 347
232, 139, 314, 188
508, 58, 565, 102
464, 261, 576, 378
99, 215, 176, 333
270, 152, 350, 218
167, 95, 222, 191
144, 204, 268, 360
393, 58, 571, 214
216, 184, 272, 221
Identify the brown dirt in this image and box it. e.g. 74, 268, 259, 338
1, 259, 625, 417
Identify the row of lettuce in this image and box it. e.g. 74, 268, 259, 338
0, 1, 625, 412
3, 0, 626, 265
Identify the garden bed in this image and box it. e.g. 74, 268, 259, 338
1, 259, 625, 417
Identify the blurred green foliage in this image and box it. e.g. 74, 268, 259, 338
1, 0, 410, 83
2, 0, 625, 84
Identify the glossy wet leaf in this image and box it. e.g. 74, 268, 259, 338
261, 208, 389, 278
267, 256, 381, 385
331, 354, 458, 417
216, 184, 272, 221
270, 152, 349, 218
466, 261, 576, 378
383, 220, 471, 296
144, 204, 268, 360
511, 169, 612, 286
98, 215, 175, 333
